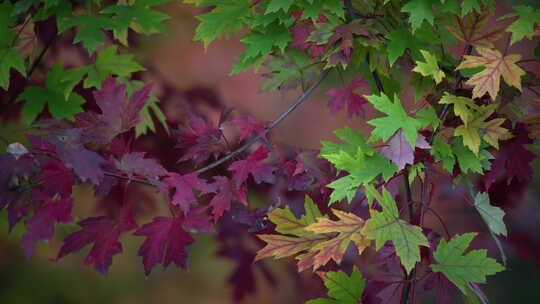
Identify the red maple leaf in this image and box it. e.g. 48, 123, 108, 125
228, 146, 276, 186
208, 176, 236, 222
164, 172, 215, 213
115, 152, 167, 185
21, 191, 73, 258
37, 159, 75, 197
133, 216, 195, 275
325, 77, 369, 118
483, 124, 536, 189
76, 77, 151, 141
173, 115, 225, 164
56, 203, 137, 274
229, 117, 269, 142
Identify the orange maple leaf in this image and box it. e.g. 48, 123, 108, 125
456, 47, 525, 100
303, 209, 370, 271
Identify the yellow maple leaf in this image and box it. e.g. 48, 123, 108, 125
456, 47, 525, 100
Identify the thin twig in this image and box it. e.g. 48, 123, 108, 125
193, 69, 331, 174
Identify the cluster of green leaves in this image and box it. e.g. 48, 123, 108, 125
2, 0, 170, 135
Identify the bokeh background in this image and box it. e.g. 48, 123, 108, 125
1, 1, 540, 303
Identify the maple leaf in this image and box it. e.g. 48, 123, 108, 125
366, 93, 422, 147
101, 0, 170, 44
499, 5, 540, 44
325, 77, 369, 118
232, 22, 292, 73
76, 77, 151, 141
229, 117, 269, 141
412, 50, 445, 84
455, 47, 525, 100
265, 0, 295, 13
115, 152, 167, 185
133, 216, 195, 275
306, 267, 365, 304
228, 146, 277, 186
17, 62, 85, 124
46, 129, 107, 185
83, 46, 145, 89
193, 0, 251, 49
174, 115, 224, 164
22, 192, 73, 258
362, 187, 429, 274
431, 136, 456, 173
483, 124, 536, 189
57, 204, 137, 274
380, 129, 431, 170
60, 14, 115, 54
208, 176, 235, 222
401, 0, 436, 33
0, 48, 26, 90
446, 10, 506, 48
430, 233, 504, 294
473, 192, 507, 236
460, 0, 493, 16
320, 128, 397, 203
37, 159, 75, 197
305, 209, 370, 270
164, 172, 214, 214
255, 196, 330, 270
452, 139, 493, 174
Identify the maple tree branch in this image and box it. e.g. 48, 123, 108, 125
193, 69, 331, 175
526, 85, 540, 98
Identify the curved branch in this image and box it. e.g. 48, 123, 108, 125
194, 69, 331, 175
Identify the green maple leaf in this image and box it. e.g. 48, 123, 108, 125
412, 50, 445, 84
452, 139, 493, 174
193, 0, 251, 49
430, 233, 504, 294
460, 0, 494, 16
121, 78, 169, 137
60, 14, 115, 54
101, 0, 171, 42
84, 46, 145, 89
366, 93, 422, 147
305, 267, 364, 304
500, 5, 540, 45
473, 192, 507, 236
261, 50, 316, 91
301, 0, 345, 22
0, 49, 26, 90
385, 29, 414, 66
416, 104, 440, 129
17, 62, 85, 123
431, 136, 456, 173
401, 0, 436, 33
232, 22, 292, 73
363, 187, 429, 274
266, 0, 295, 13
320, 128, 396, 204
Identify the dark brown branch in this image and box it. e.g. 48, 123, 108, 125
193, 69, 331, 175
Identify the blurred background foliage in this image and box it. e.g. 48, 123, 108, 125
1, 1, 540, 303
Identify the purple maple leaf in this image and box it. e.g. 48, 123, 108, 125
228, 146, 276, 186
208, 176, 234, 222
164, 172, 214, 213
483, 124, 536, 189
76, 77, 151, 141
229, 117, 269, 142
115, 152, 167, 185
46, 129, 106, 185
37, 159, 74, 197
380, 130, 431, 169
325, 77, 369, 118
57, 203, 137, 274
173, 115, 225, 164
133, 216, 195, 275
22, 191, 73, 258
